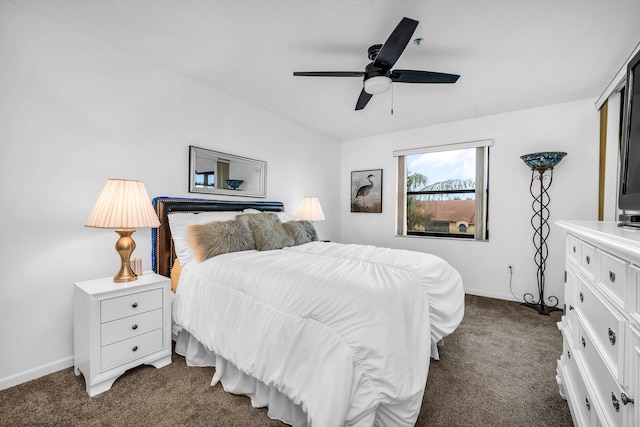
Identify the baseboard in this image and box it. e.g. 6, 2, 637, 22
0, 356, 74, 391
464, 287, 521, 302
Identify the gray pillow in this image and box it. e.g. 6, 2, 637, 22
238, 212, 295, 251
187, 219, 255, 262
283, 220, 318, 245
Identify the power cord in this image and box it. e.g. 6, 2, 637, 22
507, 265, 522, 302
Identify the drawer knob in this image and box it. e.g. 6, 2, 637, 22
132, 324, 138, 330
609, 271, 616, 283
567, 350, 571, 359
573, 246, 576, 253
581, 336, 586, 348
132, 302, 138, 308
569, 305, 574, 311
585, 255, 591, 264
585, 397, 590, 411
612, 393, 620, 412
621, 393, 635, 406
609, 328, 616, 345
579, 292, 584, 303
132, 345, 138, 352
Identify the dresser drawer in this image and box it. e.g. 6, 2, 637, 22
101, 288, 163, 323
577, 278, 626, 382
598, 250, 628, 309
581, 243, 596, 279
567, 235, 582, 265
101, 328, 163, 371
564, 343, 596, 426
631, 266, 640, 323
565, 265, 579, 339
101, 308, 163, 346
579, 324, 630, 427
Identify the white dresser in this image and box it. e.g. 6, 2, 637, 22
556, 221, 640, 426
74, 272, 172, 396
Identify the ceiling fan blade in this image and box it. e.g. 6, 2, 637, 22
355, 89, 373, 110
293, 71, 365, 77
391, 69, 460, 84
373, 17, 419, 70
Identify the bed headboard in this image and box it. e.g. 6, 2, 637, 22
152, 197, 285, 277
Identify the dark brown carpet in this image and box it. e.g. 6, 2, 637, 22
0, 295, 573, 426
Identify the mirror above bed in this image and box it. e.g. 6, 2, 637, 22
189, 146, 267, 198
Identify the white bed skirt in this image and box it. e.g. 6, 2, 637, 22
174, 329, 309, 426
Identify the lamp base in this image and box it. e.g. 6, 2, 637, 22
521, 302, 563, 316
114, 229, 137, 283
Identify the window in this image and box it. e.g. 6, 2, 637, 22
395, 140, 490, 240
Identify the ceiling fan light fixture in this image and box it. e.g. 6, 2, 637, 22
364, 76, 392, 95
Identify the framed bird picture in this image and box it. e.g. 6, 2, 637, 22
351, 169, 382, 213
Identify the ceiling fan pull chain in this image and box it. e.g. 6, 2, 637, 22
391, 83, 394, 115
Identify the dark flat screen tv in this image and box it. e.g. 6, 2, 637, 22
618, 49, 640, 227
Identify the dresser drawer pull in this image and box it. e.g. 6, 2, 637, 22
132, 345, 138, 352
609, 328, 616, 345
567, 349, 571, 359
621, 393, 635, 406
569, 305, 574, 311
581, 337, 586, 348
573, 245, 577, 253
132, 324, 138, 330
132, 302, 138, 308
585, 255, 590, 264
585, 397, 590, 411
609, 271, 616, 283
579, 292, 584, 303
612, 393, 620, 412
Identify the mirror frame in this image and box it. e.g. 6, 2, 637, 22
189, 146, 267, 198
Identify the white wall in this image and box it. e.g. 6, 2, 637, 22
0, 1, 340, 389
340, 99, 600, 303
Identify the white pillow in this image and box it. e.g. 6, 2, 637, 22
168, 211, 241, 265
242, 208, 297, 223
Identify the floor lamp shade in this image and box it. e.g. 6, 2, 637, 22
85, 179, 160, 282
297, 197, 325, 222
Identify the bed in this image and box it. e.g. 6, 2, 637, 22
152, 197, 464, 427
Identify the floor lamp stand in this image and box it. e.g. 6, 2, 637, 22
520, 152, 567, 316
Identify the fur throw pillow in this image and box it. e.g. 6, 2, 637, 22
187, 219, 255, 262
283, 220, 318, 245
238, 212, 295, 251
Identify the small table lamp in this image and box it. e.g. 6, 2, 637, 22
297, 197, 325, 222
85, 179, 160, 283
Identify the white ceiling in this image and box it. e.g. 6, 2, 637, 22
13, 0, 640, 141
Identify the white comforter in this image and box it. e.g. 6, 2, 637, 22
173, 242, 464, 427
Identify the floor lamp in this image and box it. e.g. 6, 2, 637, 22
520, 151, 567, 315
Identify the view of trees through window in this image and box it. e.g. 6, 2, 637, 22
406, 148, 476, 238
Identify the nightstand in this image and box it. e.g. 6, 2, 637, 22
73, 272, 171, 397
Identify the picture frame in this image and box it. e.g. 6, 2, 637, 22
351, 169, 382, 213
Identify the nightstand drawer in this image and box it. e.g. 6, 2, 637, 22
101, 329, 163, 371
101, 309, 163, 346
101, 288, 162, 323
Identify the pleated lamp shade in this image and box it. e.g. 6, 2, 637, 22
85, 179, 160, 229
297, 197, 325, 222
85, 179, 159, 283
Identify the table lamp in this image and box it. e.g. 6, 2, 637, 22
85, 179, 160, 283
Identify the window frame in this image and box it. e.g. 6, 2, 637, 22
395, 139, 491, 241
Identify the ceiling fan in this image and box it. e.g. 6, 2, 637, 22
293, 17, 460, 111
